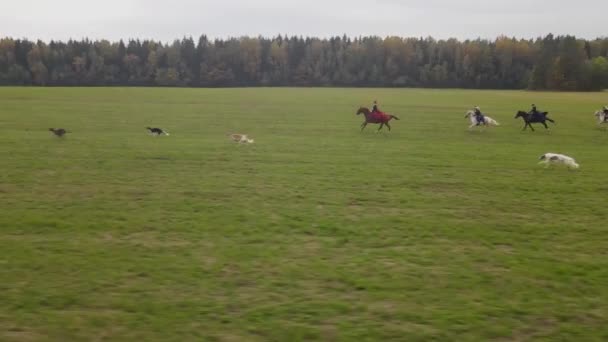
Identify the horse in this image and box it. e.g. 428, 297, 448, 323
594, 110, 608, 128
356, 107, 400, 132
464, 110, 500, 130
514, 111, 555, 131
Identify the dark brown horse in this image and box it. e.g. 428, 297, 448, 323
514, 111, 555, 131
356, 107, 400, 131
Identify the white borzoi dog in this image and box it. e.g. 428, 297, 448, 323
229, 133, 254, 144
464, 110, 500, 130
538, 153, 579, 169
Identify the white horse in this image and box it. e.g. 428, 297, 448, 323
594, 110, 608, 127
464, 110, 500, 130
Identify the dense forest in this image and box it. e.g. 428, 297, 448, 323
1, 34, 607, 90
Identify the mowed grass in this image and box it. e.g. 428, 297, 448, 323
1, 87, 608, 341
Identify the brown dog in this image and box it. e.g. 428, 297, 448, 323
49, 128, 70, 137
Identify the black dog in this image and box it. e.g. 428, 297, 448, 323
146, 127, 170, 136
49, 128, 70, 137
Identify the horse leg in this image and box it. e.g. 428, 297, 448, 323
522, 122, 528, 131
385, 122, 391, 131
529, 123, 535, 132
361, 122, 367, 131
542, 121, 548, 129
377, 123, 384, 132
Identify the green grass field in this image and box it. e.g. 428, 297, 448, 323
1, 87, 608, 341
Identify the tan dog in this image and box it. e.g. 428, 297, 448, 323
229, 134, 254, 144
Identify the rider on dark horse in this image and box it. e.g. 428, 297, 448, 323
474, 106, 485, 125
529, 104, 541, 119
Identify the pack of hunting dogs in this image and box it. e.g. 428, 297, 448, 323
48, 101, 608, 170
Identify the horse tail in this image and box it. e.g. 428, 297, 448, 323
390, 115, 400, 120
546, 117, 555, 124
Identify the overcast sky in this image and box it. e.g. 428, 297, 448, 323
1, 0, 606, 42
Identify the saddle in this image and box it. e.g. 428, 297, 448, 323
371, 111, 388, 121
529, 111, 544, 120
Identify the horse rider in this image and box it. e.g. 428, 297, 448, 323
372, 100, 380, 114
473, 106, 485, 125
529, 104, 540, 118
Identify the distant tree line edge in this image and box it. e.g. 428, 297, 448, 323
1, 34, 607, 90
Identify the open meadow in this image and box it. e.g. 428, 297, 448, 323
1, 87, 608, 341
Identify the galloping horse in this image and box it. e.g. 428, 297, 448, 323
356, 107, 400, 131
514, 110, 555, 131
594, 110, 608, 128
464, 110, 500, 130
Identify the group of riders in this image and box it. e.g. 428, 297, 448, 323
369, 101, 608, 125
472, 105, 608, 125
473, 104, 547, 125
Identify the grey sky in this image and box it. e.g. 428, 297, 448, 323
1, 0, 606, 42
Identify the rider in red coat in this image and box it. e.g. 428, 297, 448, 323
371, 100, 384, 120
372, 100, 380, 113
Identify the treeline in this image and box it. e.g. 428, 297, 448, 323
1, 34, 607, 90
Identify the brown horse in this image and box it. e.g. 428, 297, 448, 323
356, 107, 400, 131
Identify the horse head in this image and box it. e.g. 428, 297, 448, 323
356, 107, 370, 116
464, 110, 474, 118
514, 111, 527, 119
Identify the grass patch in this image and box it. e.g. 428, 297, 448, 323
1, 87, 608, 340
